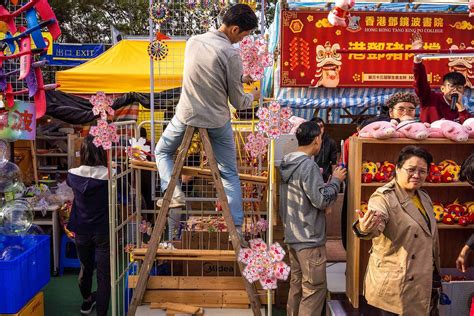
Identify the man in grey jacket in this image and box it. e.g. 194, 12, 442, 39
154, 4, 260, 239
279, 121, 347, 316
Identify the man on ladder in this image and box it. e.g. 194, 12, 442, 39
154, 3, 260, 243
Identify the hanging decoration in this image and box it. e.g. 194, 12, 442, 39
238, 238, 290, 290
240, 35, 273, 81
126, 137, 151, 161
88, 91, 118, 150
89, 119, 119, 150
147, 40, 169, 61
149, 2, 170, 24
244, 132, 269, 158
90, 91, 114, 120
256, 101, 293, 139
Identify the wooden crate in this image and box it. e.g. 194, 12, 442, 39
128, 275, 269, 308
346, 137, 474, 308
0, 292, 44, 316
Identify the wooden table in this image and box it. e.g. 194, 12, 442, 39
33, 204, 60, 276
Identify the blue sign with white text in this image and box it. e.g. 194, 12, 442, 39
44, 43, 105, 66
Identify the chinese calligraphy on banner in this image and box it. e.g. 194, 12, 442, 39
280, 11, 474, 88
0, 101, 36, 140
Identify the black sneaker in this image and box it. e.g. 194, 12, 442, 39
80, 292, 96, 314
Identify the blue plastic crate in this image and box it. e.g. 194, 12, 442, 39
0, 234, 50, 313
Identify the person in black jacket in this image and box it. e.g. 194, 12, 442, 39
67, 135, 110, 316
310, 117, 338, 182
456, 153, 474, 273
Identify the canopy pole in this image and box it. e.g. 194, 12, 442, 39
150, 0, 155, 157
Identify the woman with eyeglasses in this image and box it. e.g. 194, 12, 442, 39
381, 91, 420, 122
353, 145, 441, 315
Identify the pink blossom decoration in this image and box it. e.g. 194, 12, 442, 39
249, 218, 268, 235
244, 133, 269, 158
256, 101, 294, 140
239, 35, 273, 81
90, 120, 119, 150
238, 238, 290, 290
256, 218, 268, 233
90, 92, 114, 120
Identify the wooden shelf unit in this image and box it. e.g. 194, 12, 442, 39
346, 137, 474, 308
35, 134, 82, 178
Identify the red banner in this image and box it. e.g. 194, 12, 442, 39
280, 10, 474, 88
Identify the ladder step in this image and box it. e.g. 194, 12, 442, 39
130, 160, 268, 184
132, 248, 236, 262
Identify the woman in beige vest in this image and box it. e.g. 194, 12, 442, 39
353, 145, 441, 315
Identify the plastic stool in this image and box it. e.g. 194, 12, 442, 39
59, 234, 81, 275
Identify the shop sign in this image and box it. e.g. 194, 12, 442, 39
281, 10, 474, 88
0, 101, 36, 140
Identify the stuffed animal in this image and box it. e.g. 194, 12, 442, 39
469, 0, 474, 17
289, 116, 307, 134
446, 202, 467, 222
439, 159, 461, 182
328, 0, 355, 27
430, 119, 469, 142
395, 120, 431, 140
439, 159, 457, 170
458, 214, 473, 226
442, 212, 455, 225
359, 120, 396, 139
378, 161, 395, 179
361, 161, 377, 184
462, 117, 474, 138
374, 171, 389, 182
360, 201, 368, 214
465, 201, 474, 214
426, 163, 442, 183
433, 202, 445, 222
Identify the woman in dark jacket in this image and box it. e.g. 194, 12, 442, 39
67, 135, 110, 316
456, 153, 474, 273
310, 117, 338, 182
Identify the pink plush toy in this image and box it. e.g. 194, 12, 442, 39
328, 0, 355, 27
395, 120, 431, 140
469, 0, 474, 17
358, 120, 397, 139
430, 119, 469, 142
289, 116, 307, 134
462, 118, 474, 138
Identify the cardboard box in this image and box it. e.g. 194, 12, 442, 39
0, 292, 44, 316
180, 231, 239, 277
181, 231, 232, 250
185, 260, 241, 277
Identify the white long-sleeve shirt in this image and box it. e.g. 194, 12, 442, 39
176, 30, 254, 128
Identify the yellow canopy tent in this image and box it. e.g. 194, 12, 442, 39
56, 39, 185, 94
